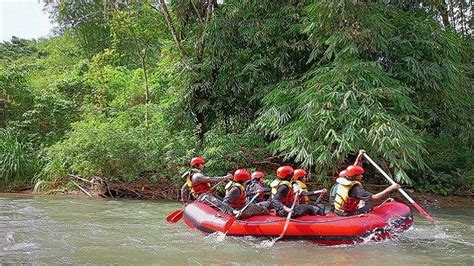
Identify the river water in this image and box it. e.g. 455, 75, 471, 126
0, 194, 472, 265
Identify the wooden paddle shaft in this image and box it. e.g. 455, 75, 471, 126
277, 190, 301, 239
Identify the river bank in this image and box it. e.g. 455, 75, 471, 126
1, 186, 471, 209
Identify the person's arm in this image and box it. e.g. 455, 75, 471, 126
300, 191, 315, 196
191, 172, 232, 184
353, 149, 366, 166
223, 187, 241, 205
305, 188, 328, 196
371, 183, 400, 201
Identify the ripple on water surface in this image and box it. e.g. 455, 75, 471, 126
0, 195, 472, 264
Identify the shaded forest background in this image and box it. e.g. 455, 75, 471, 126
0, 0, 472, 196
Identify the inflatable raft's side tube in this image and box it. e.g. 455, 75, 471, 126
182, 201, 413, 245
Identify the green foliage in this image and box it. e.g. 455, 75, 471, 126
413, 135, 474, 195
202, 128, 269, 176
43, 104, 195, 181
0, 1, 471, 196
0, 37, 38, 63
0, 129, 39, 183
109, 5, 167, 67
256, 1, 469, 184
197, 0, 310, 128
45, 0, 113, 56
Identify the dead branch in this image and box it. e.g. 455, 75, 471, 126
68, 174, 94, 184
71, 180, 93, 197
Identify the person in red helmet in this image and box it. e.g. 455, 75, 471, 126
270, 166, 296, 206
263, 166, 324, 217
223, 169, 251, 209
292, 169, 327, 205
245, 171, 268, 204
180, 156, 232, 204
201, 169, 270, 218
330, 150, 400, 216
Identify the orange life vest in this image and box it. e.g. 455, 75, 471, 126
184, 169, 211, 198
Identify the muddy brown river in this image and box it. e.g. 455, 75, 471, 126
0, 195, 472, 264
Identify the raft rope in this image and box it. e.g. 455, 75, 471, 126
234, 214, 369, 225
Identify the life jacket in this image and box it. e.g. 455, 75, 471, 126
333, 178, 362, 213
183, 168, 211, 198
292, 180, 309, 204
270, 179, 295, 207
225, 181, 247, 209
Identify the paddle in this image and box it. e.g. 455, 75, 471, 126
167, 209, 185, 223
223, 191, 262, 231
271, 190, 302, 243
166, 179, 227, 224
363, 153, 436, 224
314, 189, 327, 205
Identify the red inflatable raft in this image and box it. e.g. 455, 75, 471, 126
183, 201, 413, 245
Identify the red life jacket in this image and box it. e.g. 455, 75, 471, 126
184, 169, 211, 198
271, 179, 295, 207
225, 181, 247, 209
191, 182, 211, 197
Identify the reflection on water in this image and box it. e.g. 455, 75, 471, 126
0, 195, 472, 264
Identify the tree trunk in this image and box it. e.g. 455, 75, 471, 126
438, 1, 451, 30
140, 52, 149, 127
158, 0, 188, 59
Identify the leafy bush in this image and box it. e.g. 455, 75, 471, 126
43, 104, 195, 181
256, 2, 467, 184
0, 129, 39, 184
413, 135, 474, 195
202, 128, 269, 176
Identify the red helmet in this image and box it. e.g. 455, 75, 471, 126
276, 166, 294, 179
234, 169, 251, 182
190, 157, 205, 167
345, 165, 365, 177
251, 171, 265, 179
293, 169, 307, 180
338, 170, 347, 177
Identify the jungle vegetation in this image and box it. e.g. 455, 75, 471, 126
0, 0, 472, 196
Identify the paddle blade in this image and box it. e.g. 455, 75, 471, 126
166, 209, 184, 224
411, 201, 436, 224
224, 216, 236, 231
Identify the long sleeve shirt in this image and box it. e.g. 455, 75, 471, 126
191, 172, 228, 184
